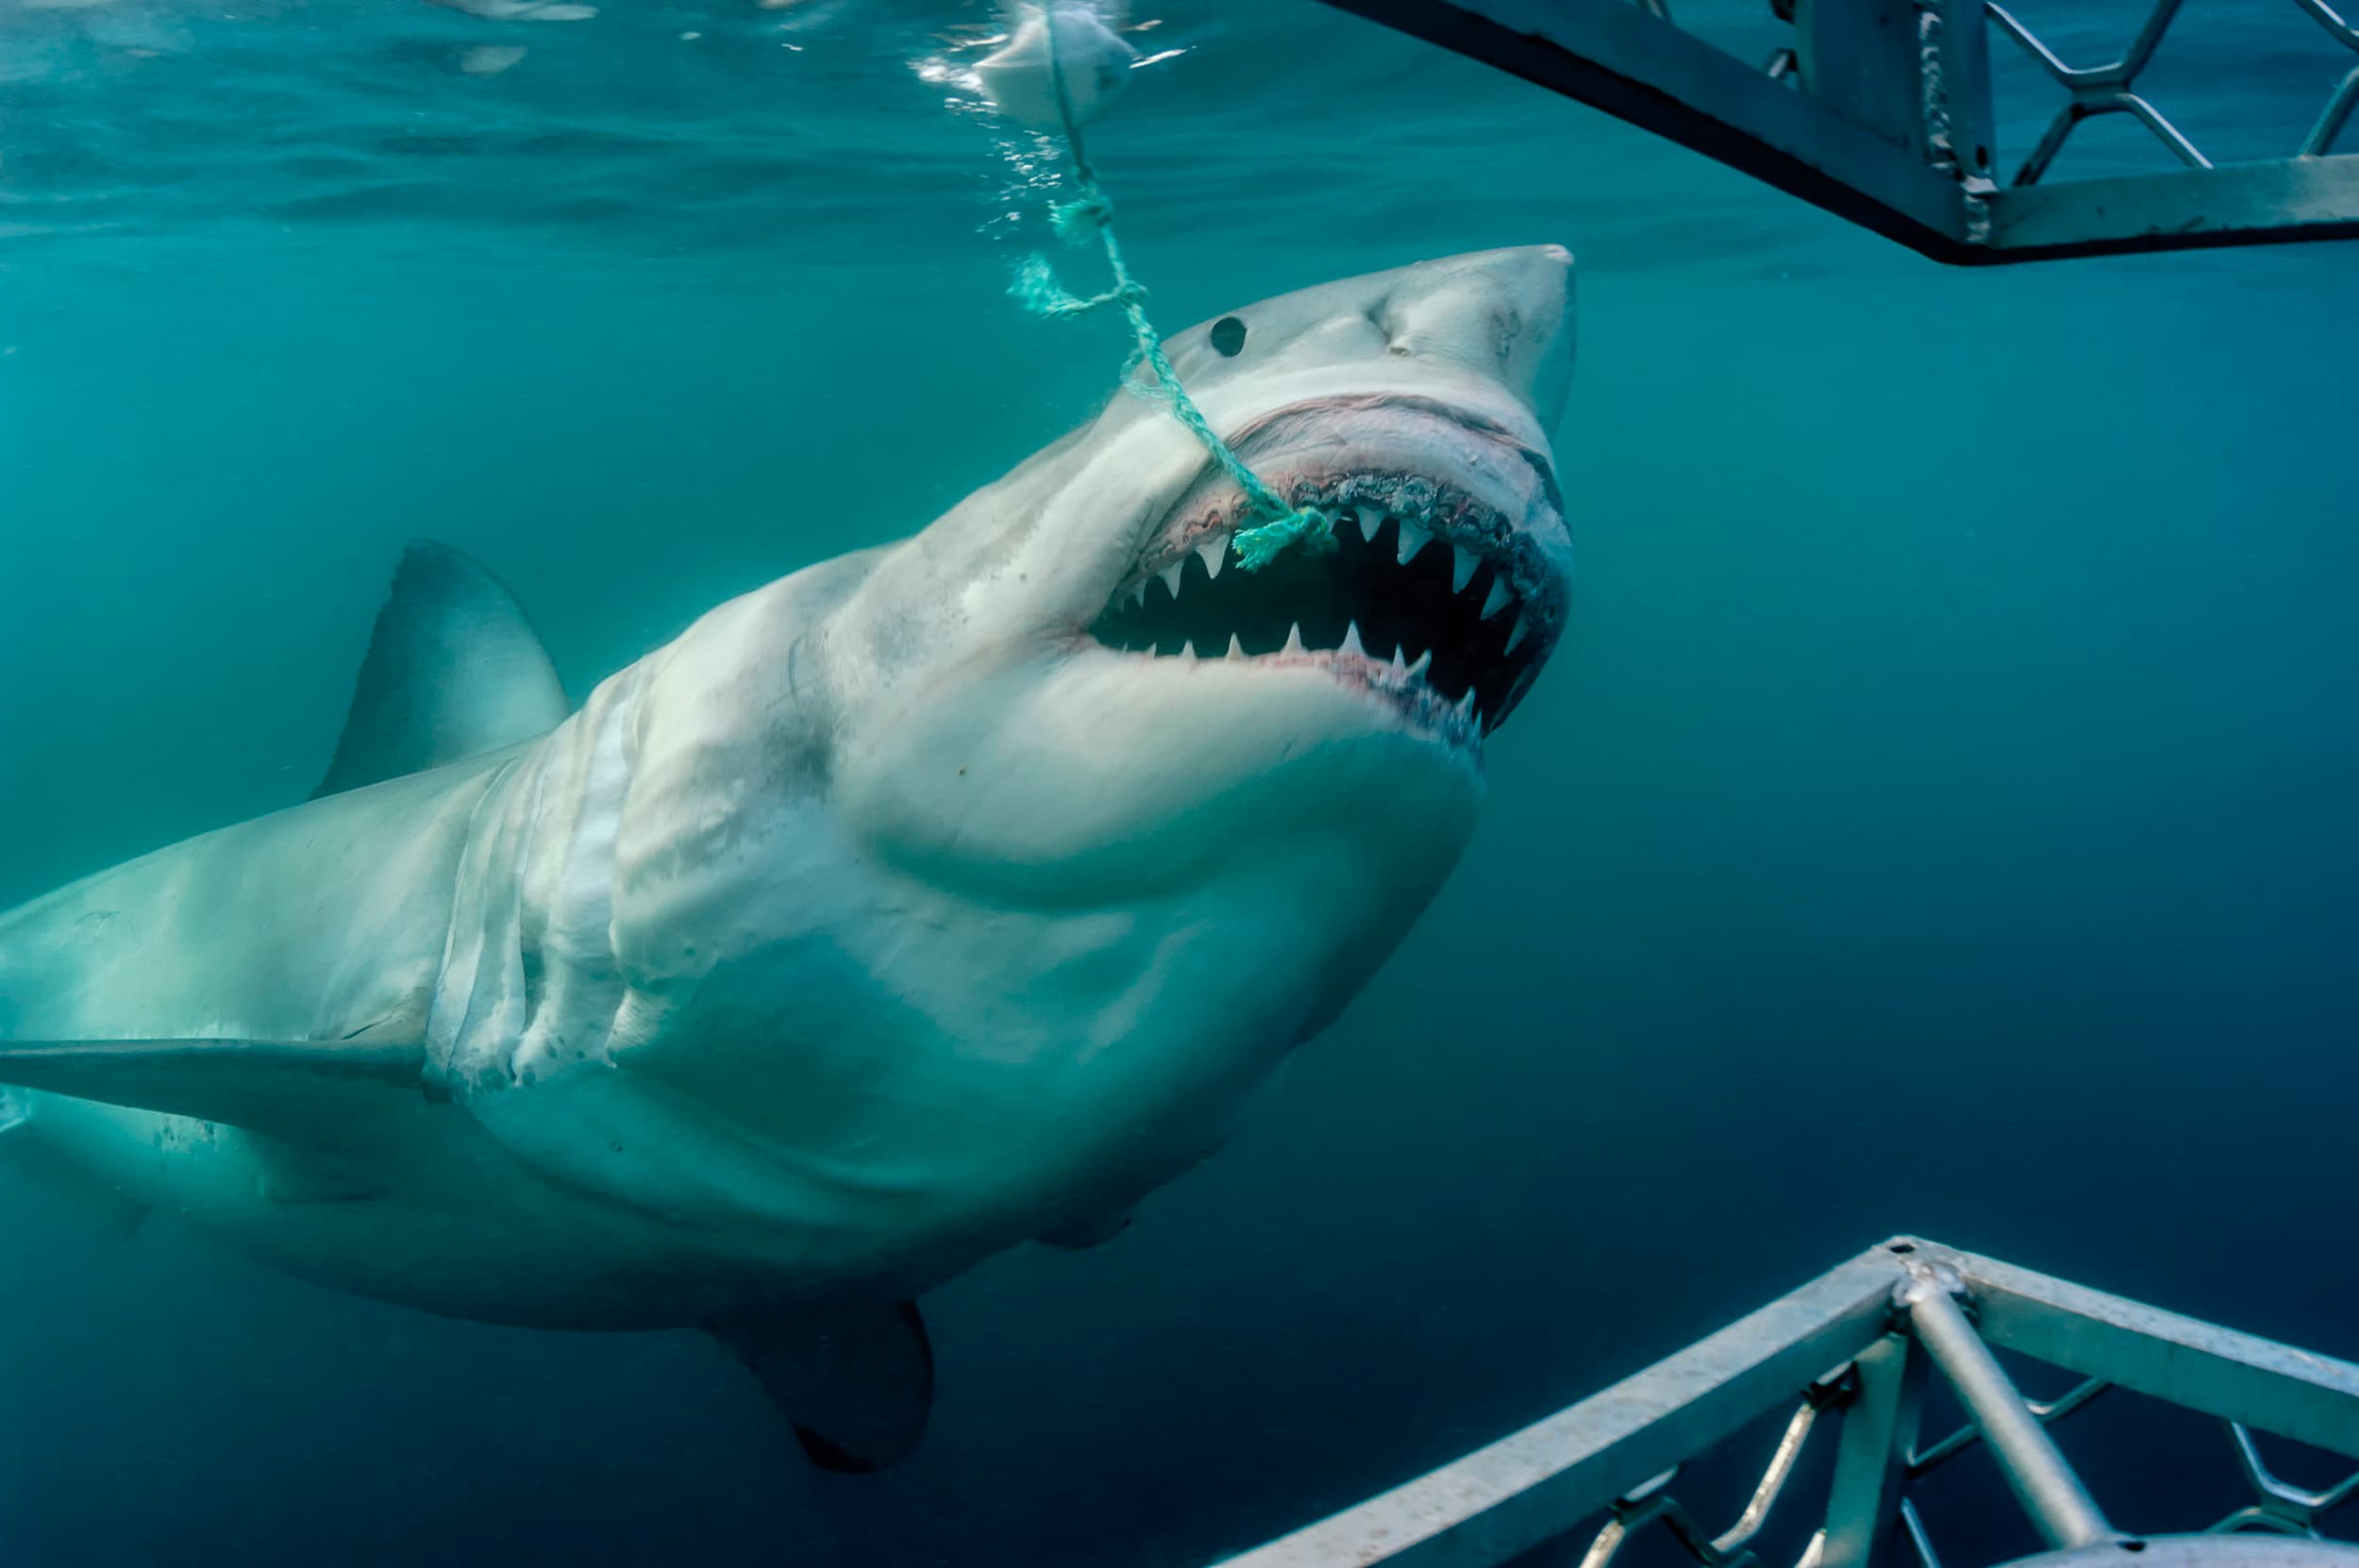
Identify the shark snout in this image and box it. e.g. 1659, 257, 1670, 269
1376, 243, 1575, 429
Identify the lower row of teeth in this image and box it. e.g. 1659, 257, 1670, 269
1145, 620, 1486, 727
1124, 526, 1534, 659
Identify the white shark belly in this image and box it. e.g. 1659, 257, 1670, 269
486, 853, 1319, 1303
12, 1089, 776, 1327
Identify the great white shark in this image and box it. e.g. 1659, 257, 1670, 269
0, 244, 1575, 1472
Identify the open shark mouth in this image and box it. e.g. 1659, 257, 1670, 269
1086, 469, 1568, 740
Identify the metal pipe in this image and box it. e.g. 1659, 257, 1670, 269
1897, 1270, 2115, 1550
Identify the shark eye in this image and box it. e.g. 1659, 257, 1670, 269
1210, 316, 1247, 358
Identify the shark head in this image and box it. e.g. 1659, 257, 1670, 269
478, 246, 1583, 1293
813, 244, 1575, 1045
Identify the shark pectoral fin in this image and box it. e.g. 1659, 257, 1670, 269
710, 1300, 934, 1475
0, 1039, 428, 1141
1038, 1207, 1135, 1250
312, 541, 569, 800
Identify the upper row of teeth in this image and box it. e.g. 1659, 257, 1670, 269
1125, 504, 1529, 625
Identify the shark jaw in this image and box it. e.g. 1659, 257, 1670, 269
1083, 396, 1570, 754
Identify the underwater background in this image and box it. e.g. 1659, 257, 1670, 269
2, 0, 2356, 1563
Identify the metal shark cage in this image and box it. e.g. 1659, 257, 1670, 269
1212, 1238, 2359, 1568
1305, 0, 2359, 262
1201, 6, 2355, 1560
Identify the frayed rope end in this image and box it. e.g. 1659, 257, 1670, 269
1012, 253, 1084, 317
1231, 509, 1337, 573
1049, 193, 1113, 245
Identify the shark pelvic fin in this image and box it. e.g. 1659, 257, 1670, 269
710, 1299, 935, 1475
313, 541, 568, 799
0, 1038, 428, 1140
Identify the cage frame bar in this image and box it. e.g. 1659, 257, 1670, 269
1306, 0, 2359, 263
1210, 1237, 2359, 1568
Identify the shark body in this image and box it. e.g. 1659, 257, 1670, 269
0, 245, 1576, 1468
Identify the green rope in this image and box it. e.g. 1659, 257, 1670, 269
1009, 16, 1333, 573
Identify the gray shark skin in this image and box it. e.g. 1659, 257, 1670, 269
0, 245, 1576, 1471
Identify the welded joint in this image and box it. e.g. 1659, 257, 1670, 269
1890, 1256, 1970, 1320
1914, 3, 1996, 244
1892, 1259, 2119, 1551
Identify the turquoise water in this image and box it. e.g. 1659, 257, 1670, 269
3, 1, 2358, 1564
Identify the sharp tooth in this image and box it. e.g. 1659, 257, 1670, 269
1341, 620, 1365, 658
1407, 648, 1432, 679
1480, 577, 1514, 620
1226, 632, 1246, 660
1474, 708, 1485, 732
1196, 534, 1229, 578
1129, 580, 1148, 608
1180, 640, 1196, 660
1158, 560, 1185, 598
1283, 622, 1306, 655
1396, 521, 1430, 566
1450, 545, 1479, 593
1356, 506, 1383, 543
1390, 644, 1407, 675
1454, 688, 1476, 717
1503, 612, 1530, 656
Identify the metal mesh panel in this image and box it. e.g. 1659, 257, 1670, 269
1214, 1239, 2359, 1568
1572, 1380, 1847, 1568
1306, 0, 2359, 260
1536, 1381, 2359, 1568
1987, 0, 2359, 179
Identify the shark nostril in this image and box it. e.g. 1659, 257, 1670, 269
1495, 309, 1521, 364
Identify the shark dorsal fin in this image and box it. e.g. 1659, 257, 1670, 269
312, 542, 568, 799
